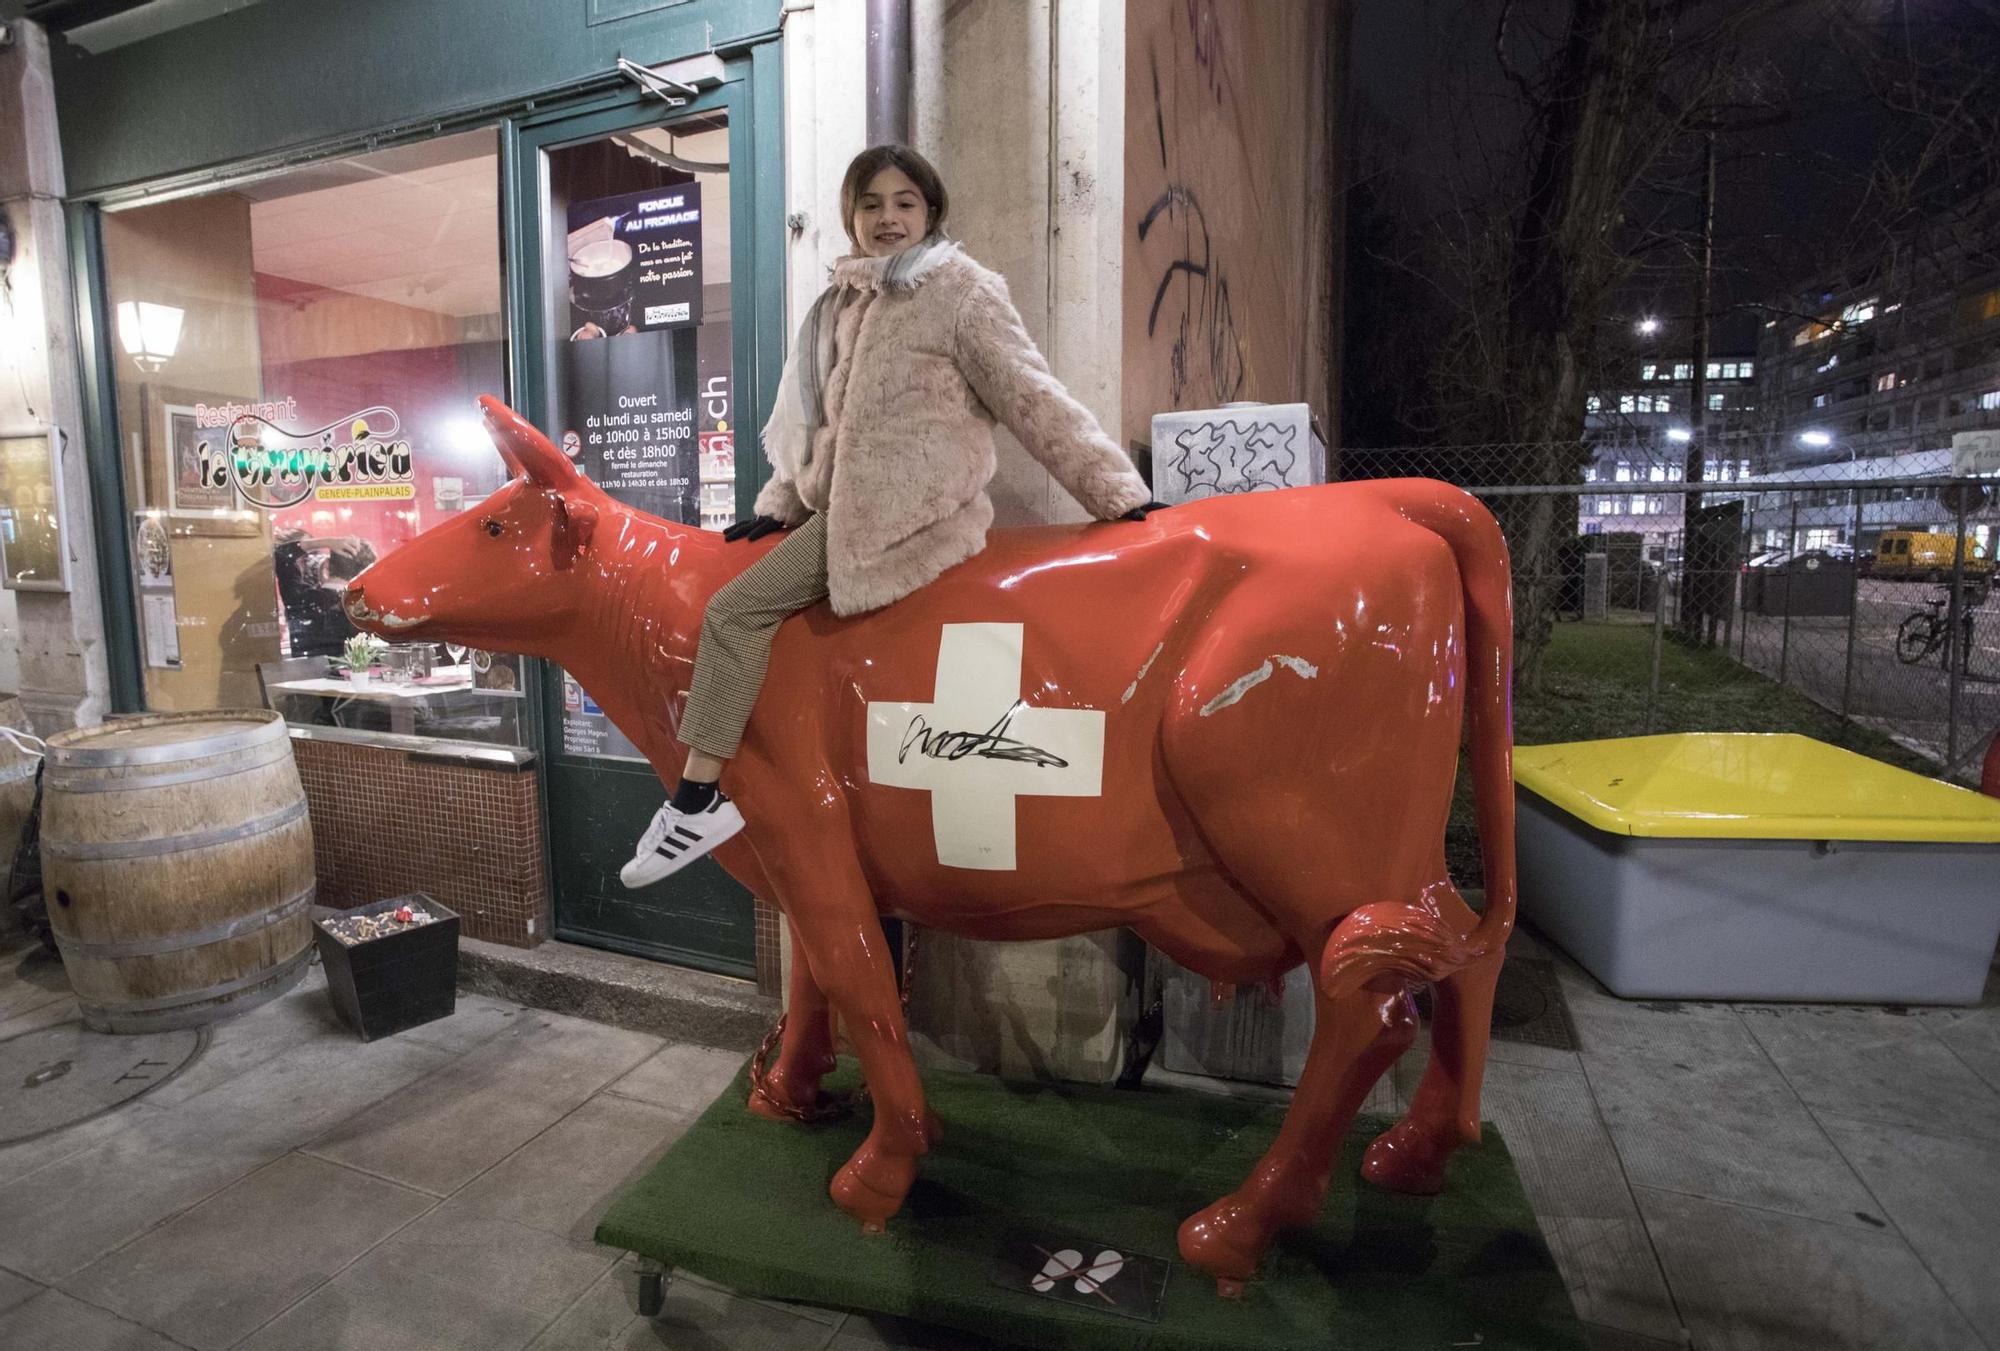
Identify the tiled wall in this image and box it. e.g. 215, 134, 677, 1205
293, 738, 549, 947
754, 898, 782, 997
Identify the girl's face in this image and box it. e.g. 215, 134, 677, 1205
852, 166, 931, 258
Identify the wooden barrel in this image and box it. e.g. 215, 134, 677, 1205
41, 710, 315, 1033
0, 695, 37, 915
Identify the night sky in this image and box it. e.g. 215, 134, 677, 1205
1347, 0, 1996, 352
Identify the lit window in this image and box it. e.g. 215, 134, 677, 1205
1840, 297, 1877, 326
1583, 466, 1598, 482
1587, 395, 1602, 413
1813, 393, 1831, 408
1615, 463, 1633, 483
1817, 353, 1840, 374
1708, 393, 1725, 410
1640, 364, 1657, 381
1738, 460, 1750, 479
1741, 361, 1753, 377
1620, 395, 1636, 414
1650, 466, 1666, 482
1597, 498, 1618, 515
1706, 362, 1722, 379
1673, 363, 1691, 380
1657, 394, 1671, 413
1875, 372, 1897, 392
1979, 390, 2000, 412
1637, 394, 1654, 413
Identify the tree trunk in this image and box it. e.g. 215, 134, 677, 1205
1495, 0, 1656, 683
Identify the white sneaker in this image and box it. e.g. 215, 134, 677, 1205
619, 793, 746, 889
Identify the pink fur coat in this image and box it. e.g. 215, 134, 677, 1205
753, 247, 1150, 616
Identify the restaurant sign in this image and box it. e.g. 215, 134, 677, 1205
191, 399, 415, 509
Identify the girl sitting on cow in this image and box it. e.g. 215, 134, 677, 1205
622, 144, 1162, 887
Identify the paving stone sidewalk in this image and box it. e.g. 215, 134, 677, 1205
0, 925, 1994, 1351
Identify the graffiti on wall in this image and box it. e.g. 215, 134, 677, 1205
1136, 55, 1245, 409
1122, 1, 1330, 450
1185, 0, 1227, 104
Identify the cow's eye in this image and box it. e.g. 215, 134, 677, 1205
483, 520, 503, 538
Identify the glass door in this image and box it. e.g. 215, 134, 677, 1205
515, 84, 757, 977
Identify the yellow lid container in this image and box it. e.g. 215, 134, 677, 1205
1513, 733, 2000, 844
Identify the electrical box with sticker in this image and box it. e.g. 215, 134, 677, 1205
1148, 402, 1326, 505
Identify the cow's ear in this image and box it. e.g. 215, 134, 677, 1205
479, 395, 580, 489
551, 493, 598, 570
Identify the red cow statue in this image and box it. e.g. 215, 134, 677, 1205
345, 397, 1518, 1295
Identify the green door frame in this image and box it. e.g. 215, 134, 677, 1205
67, 38, 787, 979
504, 61, 783, 977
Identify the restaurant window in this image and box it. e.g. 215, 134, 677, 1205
98, 129, 524, 744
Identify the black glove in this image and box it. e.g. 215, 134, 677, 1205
722, 516, 792, 543
1118, 501, 1171, 521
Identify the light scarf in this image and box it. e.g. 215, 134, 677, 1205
790, 234, 960, 465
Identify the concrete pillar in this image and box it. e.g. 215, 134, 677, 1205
773, 2, 1142, 1084
0, 20, 111, 735
779, 0, 869, 336
899, 0, 1140, 1084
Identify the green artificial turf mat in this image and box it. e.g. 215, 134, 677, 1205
597, 1059, 1586, 1351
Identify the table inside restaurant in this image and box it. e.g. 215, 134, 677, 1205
265, 664, 493, 736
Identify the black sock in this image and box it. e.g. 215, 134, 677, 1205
670, 778, 720, 814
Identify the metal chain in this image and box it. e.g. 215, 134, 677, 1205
745, 922, 917, 1123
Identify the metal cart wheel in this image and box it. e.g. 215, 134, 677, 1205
635, 1258, 668, 1317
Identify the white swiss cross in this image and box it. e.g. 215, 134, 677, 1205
866, 623, 1105, 870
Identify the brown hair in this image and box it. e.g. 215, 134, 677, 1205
840, 144, 949, 247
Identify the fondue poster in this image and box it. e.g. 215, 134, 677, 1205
566, 184, 703, 338
562, 185, 706, 526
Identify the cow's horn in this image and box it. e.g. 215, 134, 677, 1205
478, 396, 582, 489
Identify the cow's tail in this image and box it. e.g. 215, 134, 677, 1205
1320, 480, 1516, 1000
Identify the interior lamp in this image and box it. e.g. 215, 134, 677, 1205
115, 300, 183, 372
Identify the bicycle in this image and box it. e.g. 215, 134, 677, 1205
1895, 583, 1985, 668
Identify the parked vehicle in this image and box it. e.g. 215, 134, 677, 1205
1871, 530, 1994, 582
1895, 580, 1990, 669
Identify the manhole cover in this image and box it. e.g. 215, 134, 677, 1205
0, 1021, 206, 1144
1411, 957, 1579, 1051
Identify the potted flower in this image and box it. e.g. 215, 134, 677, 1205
332, 633, 387, 687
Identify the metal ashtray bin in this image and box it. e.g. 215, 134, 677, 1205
311, 893, 460, 1041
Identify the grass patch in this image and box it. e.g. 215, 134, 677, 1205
1445, 620, 1940, 885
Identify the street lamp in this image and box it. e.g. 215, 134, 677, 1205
1798, 430, 1832, 448
1636, 317, 1662, 337
1666, 427, 1692, 443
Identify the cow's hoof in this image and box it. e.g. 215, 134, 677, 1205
1176, 1197, 1273, 1288
831, 1147, 918, 1229
1361, 1119, 1452, 1195
748, 1074, 848, 1124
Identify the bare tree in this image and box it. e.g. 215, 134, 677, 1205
1346, 0, 1996, 684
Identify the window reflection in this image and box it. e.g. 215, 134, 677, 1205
100, 128, 523, 744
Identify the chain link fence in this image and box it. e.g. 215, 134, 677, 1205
1339, 428, 2000, 780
